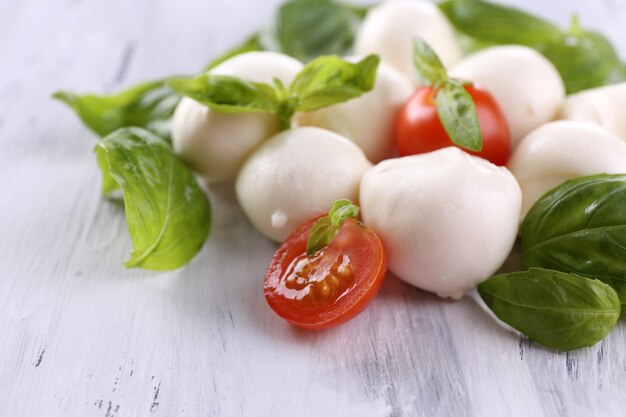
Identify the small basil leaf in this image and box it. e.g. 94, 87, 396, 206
439, 0, 561, 46
522, 174, 626, 303
53, 80, 180, 139
413, 37, 448, 85
290, 55, 379, 112
539, 29, 626, 94
204, 34, 262, 72
96, 127, 211, 270
168, 75, 281, 114
478, 268, 620, 351
435, 80, 482, 152
260, 0, 362, 63
306, 199, 359, 256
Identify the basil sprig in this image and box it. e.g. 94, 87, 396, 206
478, 268, 620, 351
53, 79, 181, 140
413, 38, 482, 152
440, 0, 626, 93
522, 174, 626, 304
169, 55, 380, 130
96, 128, 212, 271
306, 200, 359, 256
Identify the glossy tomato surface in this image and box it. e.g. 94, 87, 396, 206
395, 84, 511, 165
264, 217, 386, 330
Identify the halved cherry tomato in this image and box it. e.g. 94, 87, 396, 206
395, 83, 511, 166
264, 217, 386, 329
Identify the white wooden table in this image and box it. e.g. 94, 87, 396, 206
2, 1, 626, 416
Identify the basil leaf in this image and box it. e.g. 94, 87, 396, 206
204, 34, 262, 72
539, 29, 626, 94
522, 174, 626, 303
478, 268, 620, 351
439, 0, 561, 46
440, 1, 626, 94
435, 80, 482, 152
53, 80, 180, 139
96, 148, 120, 195
168, 75, 281, 114
290, 55, 379, 112
306, 199, 359, 256
260, 0, 362, 63
96, 127, 211, 270
412, 37, 448, 85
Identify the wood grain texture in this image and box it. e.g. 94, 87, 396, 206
1, 1, 626, 416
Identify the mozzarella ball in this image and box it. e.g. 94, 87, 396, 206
354, 0, 462, 83
297, 60, 413, 162
236, 127, 372, 242
559, 83, 626, 141
508, 121, 626, 217
360, 147, 521, 299
450, 46, 565, 147
172, 52, 303, 183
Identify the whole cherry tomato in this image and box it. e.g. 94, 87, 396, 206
395, 83, 511, 166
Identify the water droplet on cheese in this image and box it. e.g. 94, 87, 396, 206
271, 210, 288, 228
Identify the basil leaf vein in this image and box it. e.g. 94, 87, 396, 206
96, 127, 212, 270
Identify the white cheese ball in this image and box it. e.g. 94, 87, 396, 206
508, 121, 626, 218
449, 46, 565, 147
354, 0, 462, 83
360, 147, 521, 299
559, 83, 626, 141
297, 60, 413, 162
172, 52, 303, 183
236, 127, 372, 242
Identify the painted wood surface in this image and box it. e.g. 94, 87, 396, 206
1, 1, 626, 416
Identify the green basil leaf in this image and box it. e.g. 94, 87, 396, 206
96, 148, 120, 195
539, 29, 626, 94
53, 80, 180, 139
95, 127, 211, 270
435, 80, 482, 152
412, 37, 448, 85
290, 55, 379, 112
439, 0, 561, 46
260, 0, 362, 63
204, 34, 262, 72
306, 199, 359, 256
168, 74, 281, 114
478, 268, 620, 351
522, 174, 626, 303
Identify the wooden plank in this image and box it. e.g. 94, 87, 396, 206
1, 1, 625, 416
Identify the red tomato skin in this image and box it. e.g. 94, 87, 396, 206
395, 84, 511, 166
264, 218, 387, 330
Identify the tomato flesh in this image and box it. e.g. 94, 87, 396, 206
395, 84, 511, 166
264, 217, 386, 329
